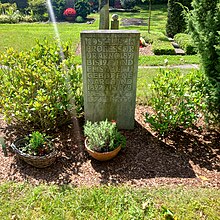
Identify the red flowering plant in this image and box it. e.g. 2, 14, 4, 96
63, 8, 77, 18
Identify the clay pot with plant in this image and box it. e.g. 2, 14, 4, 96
84, 120, 126, 161
11, 131, 58, 168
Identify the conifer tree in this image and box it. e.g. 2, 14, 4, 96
189, 0, 220, 122
166, 0, 192, 37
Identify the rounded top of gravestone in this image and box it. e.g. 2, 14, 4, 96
112, 14, 119, 21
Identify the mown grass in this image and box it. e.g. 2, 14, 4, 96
139, 55, 200, 66
0, 4, 167, 52
0, 4, 200, 66
0, 182, 219, 220
0, 22, 97, 52
136, 68, 196, 104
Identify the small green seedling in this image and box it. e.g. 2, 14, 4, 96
0, 137, 7, 157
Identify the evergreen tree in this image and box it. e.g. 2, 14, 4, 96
189, 0, 220, 123
166, 0, 192, 37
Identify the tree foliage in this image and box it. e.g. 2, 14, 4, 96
166, 0, 192, 37
189, 0, 220, 123
0, 0, 28, 9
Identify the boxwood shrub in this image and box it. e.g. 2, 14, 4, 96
174, 33, 197, 55
152, 40, 176, 55
141, 31, 168, 44
141, 31, 175, 55
141, 32, 176, 55
0, 40, 83, 131
146, 69, 207, 136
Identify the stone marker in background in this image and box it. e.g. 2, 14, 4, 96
99, 0, 109, 29
81, 30, 140, 129
111, 14, 119, 30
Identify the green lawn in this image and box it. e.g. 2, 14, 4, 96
137, 67, 196, 104
0, 4, 199, 66
0, 4, 167, 52
0, 182, 219, 220
0, 22, 97, 52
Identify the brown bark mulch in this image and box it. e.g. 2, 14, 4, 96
0, 105, 219, 187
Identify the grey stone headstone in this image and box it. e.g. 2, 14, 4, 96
99, 0, 109, 29
81, 30, 140, 129
111, 14, 119, 30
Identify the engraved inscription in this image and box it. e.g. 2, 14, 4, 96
84, 35, 137, 103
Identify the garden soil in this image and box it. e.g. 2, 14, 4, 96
0, 105, 219, 187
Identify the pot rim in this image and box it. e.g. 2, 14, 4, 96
11, 137, 57, 159
84, 137, 121, 155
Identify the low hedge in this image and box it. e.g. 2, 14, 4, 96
141, 31, 167, 44
174, 33, 197, 55
152, 40, 175, 55
0, 14, 34, 23
141, 31, 176, 55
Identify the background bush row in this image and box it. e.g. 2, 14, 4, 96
0, 0, 94, 22
174, 33, 197, 55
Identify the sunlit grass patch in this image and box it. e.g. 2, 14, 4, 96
0, 182, 219, 220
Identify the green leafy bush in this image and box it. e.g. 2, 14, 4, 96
89, 0, 99, 11
152, 40, 175, 55
1, 0, 28, 10
0, 40, 83, 131
174, 33, 197, 55
51, 0, 66, 20
22, 131, 53, 156
0, 2, 21, 23
146, 69, 206, 136
141, 31, 167, 44
120, 0, 137, 9
0, 2, 17, 15
75, 15, 85, 23
151, 0, 168, 3
74, 0, 90, 19
0, 13, 34, 23
109, 0, 115, 7
27, 0, 48, 21
141, 31, 176, 55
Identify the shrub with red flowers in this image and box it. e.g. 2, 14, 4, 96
63, 8, 77, 17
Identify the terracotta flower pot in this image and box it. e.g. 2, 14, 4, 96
84, 138, 121, 161
11, 138, 58, 168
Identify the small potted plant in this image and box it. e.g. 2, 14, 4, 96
84, 120, 126, 161
11, 131, 58, 168
63, 8, 77, 21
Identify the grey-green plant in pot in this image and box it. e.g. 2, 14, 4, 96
11, 131, 58, 168
84, 120, 126, 161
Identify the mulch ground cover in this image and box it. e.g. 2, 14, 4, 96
0, 105, 219, 187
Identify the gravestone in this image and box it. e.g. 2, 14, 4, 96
81, 30, 140, 129
99, 0, 109, 29
111, 14, 119, 30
